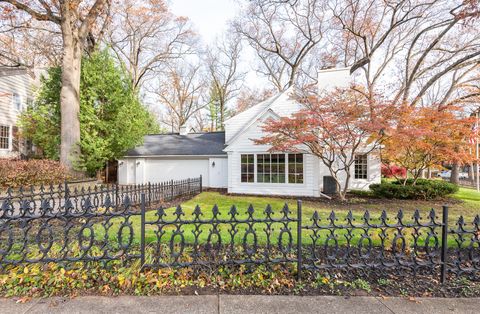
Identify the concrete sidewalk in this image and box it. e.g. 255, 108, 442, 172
1, 295, 479, 314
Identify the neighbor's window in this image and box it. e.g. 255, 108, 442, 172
241, 154, 254, 183
12, 93, 22, 111
288, 154, 303, 184
354, 154, 368, 179
0, 125, 10, 149
257, 154, 285, 183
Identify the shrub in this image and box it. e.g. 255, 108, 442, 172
381, 164, 407, 178
0, 159, 71, 188
369, 179, 458, 200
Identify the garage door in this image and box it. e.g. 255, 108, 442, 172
144, 158, 210, 187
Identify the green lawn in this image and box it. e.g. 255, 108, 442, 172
95, 188, 480, 248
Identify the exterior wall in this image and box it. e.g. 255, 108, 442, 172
208, 157, 228, 188
118, 156, 228, 188
225, 99, 381, 196
318, 152, 382, 192
227, 151, 320, 197
0, 70, 35, 158
226, 113, 320, 197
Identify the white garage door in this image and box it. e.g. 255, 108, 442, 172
144, 158, 210, 186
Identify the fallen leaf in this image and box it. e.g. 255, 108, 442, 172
16, 297, 31, 304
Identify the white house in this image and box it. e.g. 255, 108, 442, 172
0, 67, 40, 159
118, 68, 381, 197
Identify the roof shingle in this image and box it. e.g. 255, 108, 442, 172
124, 132, 226, 157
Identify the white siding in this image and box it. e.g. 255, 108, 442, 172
118, 157, 228, 188
226, 113, 320, 197
0, 70, 36, 158
318, 152, 382, 192
225, 88, 381, 196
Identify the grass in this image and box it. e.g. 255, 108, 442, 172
93, 187, 480, 248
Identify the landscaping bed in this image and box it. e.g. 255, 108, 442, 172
1, 257, 479, 298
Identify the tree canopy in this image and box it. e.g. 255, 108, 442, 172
20, 49, 159, 175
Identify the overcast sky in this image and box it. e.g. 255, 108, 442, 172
170, 0, 240, 44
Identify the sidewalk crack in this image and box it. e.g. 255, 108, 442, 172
375, 296, 396, 314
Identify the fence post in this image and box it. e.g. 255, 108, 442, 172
148, 182, 152, 206
115, 183, 119, 206
440, 205, 449, 284
171, 180, 174, 201
140, 193, 146, 268
200, 175, 203, 193
297, 200, 303, 281
64, 180, 69, 213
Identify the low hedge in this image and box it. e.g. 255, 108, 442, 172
0, 159, 71, 188
369, 179, 458, 200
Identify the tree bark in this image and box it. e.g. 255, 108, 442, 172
450, 163, 460, 185
59, 25, 82, 170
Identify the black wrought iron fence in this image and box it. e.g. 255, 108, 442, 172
0, 176, 202, 215
141, 195, 300, 269
0, 195, 140, 266
1, 188, 479, 284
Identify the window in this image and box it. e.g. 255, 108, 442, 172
288, 154, 303, 184
12, 93, 22, 111
0, 125, 9, 149
241, 154, 254, 183
354, 154, 368, 179
257, 154, 285, 183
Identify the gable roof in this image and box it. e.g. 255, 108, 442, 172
224, 88, 294, 144
124, 132, 226, 157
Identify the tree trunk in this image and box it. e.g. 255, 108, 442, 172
450, 163, 460, 185
59, 26, 82, 171
468, 162, 474, 183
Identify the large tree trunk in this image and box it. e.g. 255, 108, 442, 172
450, 163, 460, 185
59, 29, 82, 170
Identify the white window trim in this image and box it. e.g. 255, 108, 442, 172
11, 92, 22, 112
0, 124, 12, 151
354, 153, 369, 180
239, 153, 306, 186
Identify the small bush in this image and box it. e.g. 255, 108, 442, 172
369, 179, 458, 200
0, 159, 71, 188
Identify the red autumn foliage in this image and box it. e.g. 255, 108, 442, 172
256, 87, 393, 200
381, 164, 407, 178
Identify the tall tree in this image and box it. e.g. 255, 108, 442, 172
205, 35, 244, 130
329, 0, 480, 105
153, 61, 207, 132
20, 49, 159, 175
0, 0, 111, 171
107, 0, 196, 92
233, 0, 326, 91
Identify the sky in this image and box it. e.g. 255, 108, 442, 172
170, 0, 240, 44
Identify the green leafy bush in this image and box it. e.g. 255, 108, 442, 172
369, 179, 458, 200
0, 159, 71, 188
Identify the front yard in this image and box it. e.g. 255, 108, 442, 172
98, 187, 480, 247
2, 187, 480, 298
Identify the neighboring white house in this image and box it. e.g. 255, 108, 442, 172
118, 68, 381, 197
0, 67, 39, 159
